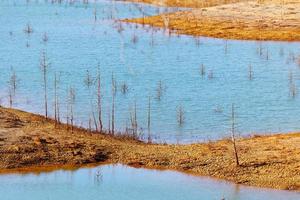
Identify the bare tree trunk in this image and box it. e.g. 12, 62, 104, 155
94, 7, 97, 22
54, 73, 57, 123
147, 96, 151, 143
231, 104, 240, 167
88, 116, 92, 132
66, 96, 69, 127
108, 108, 111, 134
248, 64, 253, 80
8, 90, 12, 108
8, 68, 18, 108
177, 105, 185, 127
111, 73, 115, 135
133, 100, 137, 137
68, 87, 76, 133
70, 102, 74, 133
97, 69, 103, 132
40, 51, 49, 118
111, 93, 115, 135
92, 111, 98, 131
57, 97, 60, 123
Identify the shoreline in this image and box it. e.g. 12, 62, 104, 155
122, 0, 300, 41
123, 0, 250, 8
0, 106, 299, 191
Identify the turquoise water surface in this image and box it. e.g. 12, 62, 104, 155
0, 164, 299, 200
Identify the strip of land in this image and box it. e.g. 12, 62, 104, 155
0, 106, 299, 190
123, 0, 300, 41
125, 0, 249, 8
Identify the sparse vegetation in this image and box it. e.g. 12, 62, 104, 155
39, 51, 50, 118
0, 107, 299, 191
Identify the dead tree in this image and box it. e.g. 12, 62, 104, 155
248, 64, 253, 80
42, 32, 48, 43
68, 87, 76, 133
94, 7, 97, 22
24, 23, 33, 35
231, 104, 240, 167
177, 105, 185, 127
108, 108, 111, 134
120, 82, 129, 94
54, 72, 60, 124
200, 64, 205, 77
111, 73, 116, 135
97, 67, 103, 132
8, 68, 18, 108
156, 80, 164, 101
84, 69, 99, 131
130, 100, 138, 138
147, 96, 151, 142
289, 71, 297, 98
40, 51, 50, 118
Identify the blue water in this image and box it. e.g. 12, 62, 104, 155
0, 0, 300, 142
0, 164, 299, 200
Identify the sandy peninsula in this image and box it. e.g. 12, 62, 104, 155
0, 106, 299, 191
123, 0, 300, 41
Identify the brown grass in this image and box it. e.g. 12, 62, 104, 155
0, 106, 299, 190
123, 0, 300, 41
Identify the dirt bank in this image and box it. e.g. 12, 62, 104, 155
0, 106, 299, 190
123, 0, 300, 41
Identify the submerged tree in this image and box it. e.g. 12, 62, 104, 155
40, 51, 50, 118
156, 80, 164, 101
94, 7, 97, 22
42, 32, 49, 43
130, 100, 138, 138
248, 63, 253, 80
289, 71, 297, 98
96, 67, 103, 132
120, 82, 129, 94
68, 86, 76, 132
200, 64, 205, 77
111, 73, 116, 135
8, 68, 18, 108
54, 72, 60, 124
147, 96, 151, 143
24, 23, 33, 36
84, 70, 94, 89
177, 104, 185, 127
84, 69, 100, 131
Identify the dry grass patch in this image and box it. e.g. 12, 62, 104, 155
123, 0, 300, 41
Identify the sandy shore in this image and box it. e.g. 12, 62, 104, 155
0, 106, 299, 190
123, 0, 300, 41
124, 0, 249, 8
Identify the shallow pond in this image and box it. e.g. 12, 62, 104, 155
0, 164, 299, 200
0, 0, 300, 142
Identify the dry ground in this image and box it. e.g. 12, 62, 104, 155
0, 106, 299, 190
125, 0, 249, 8
123, 0, 300, 41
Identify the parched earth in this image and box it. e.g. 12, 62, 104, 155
0, 106, 299, 190
123, 0, 300, 41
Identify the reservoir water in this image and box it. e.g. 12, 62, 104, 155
0, 164, 299, 200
